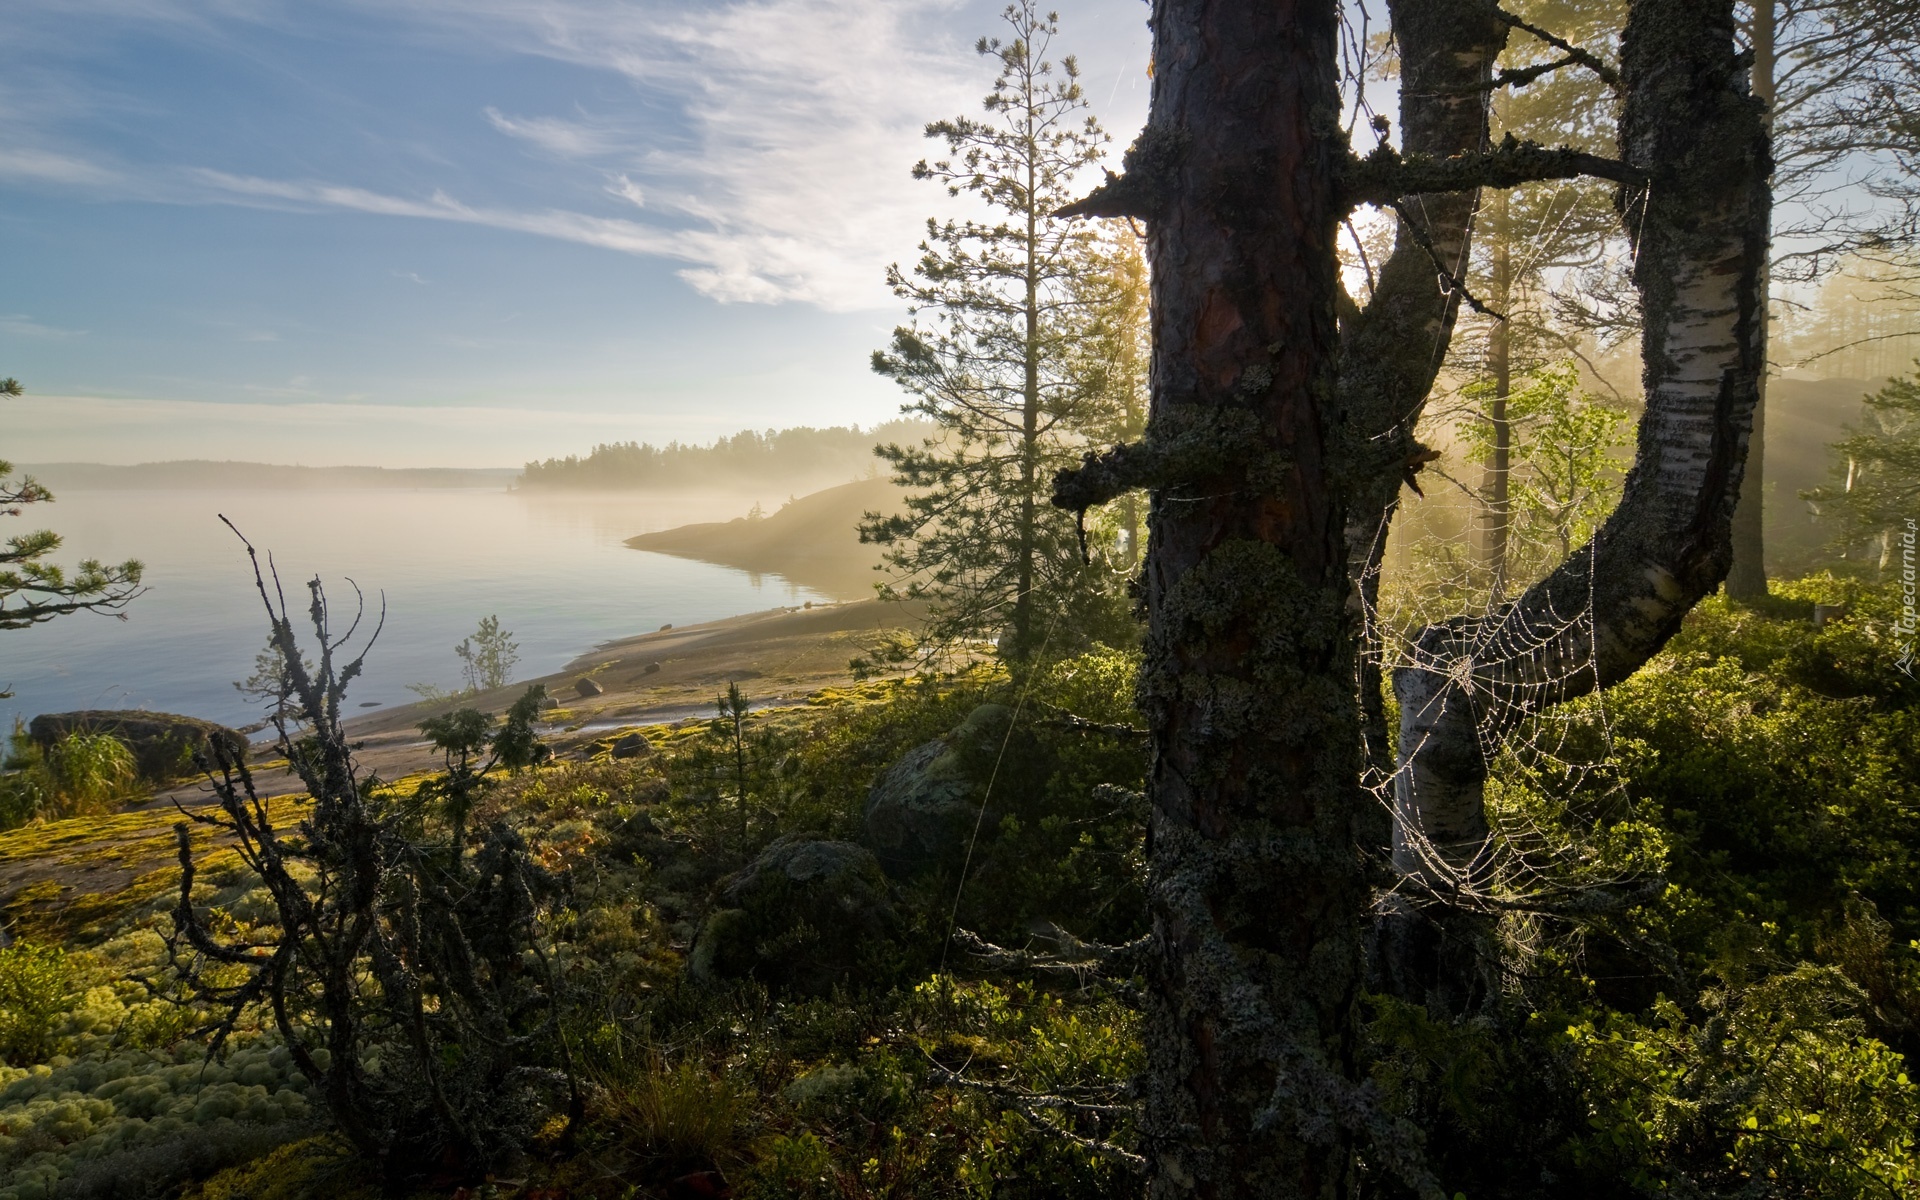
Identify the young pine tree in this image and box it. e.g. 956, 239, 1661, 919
1, 378, 144, 655
455, 614, 519, 692
863, 2, 1133, 660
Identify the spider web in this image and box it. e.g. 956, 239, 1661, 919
1353, 380, 1659, 931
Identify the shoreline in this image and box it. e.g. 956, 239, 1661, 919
318, 597, 923, 786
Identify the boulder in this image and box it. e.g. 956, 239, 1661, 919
609, 732, 651, 759
860, 703, 1010, 878
575, 676, 605, 698
643, 661, 663, 676
689, 838, 900, 994
27, 711, 249, 782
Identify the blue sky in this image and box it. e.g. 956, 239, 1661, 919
0, 0, 1152, 466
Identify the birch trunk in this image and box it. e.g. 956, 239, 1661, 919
1392, 0, 1771, 887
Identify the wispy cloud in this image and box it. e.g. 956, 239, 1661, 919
0, 145, 121, 187
322, 0, 998, 309
483, 106, 624, 160
0, 314, 87, 339
2, 0, 1140, 312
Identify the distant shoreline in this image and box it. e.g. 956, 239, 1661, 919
19, 461, 522, 490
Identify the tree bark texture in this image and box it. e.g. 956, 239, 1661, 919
1726, 0, 1777, 602
1392, 0, 1771, 886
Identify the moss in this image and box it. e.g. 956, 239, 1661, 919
186, 1135, 365, 1200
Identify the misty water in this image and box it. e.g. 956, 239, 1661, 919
0, 486, 839, 734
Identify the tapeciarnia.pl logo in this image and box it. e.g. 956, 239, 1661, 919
1899, 518, 1917, 678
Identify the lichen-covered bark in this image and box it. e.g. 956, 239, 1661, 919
1127, 0, 1382, 1194
1341, 0, 1508, 789
1392, 0, 1771, 884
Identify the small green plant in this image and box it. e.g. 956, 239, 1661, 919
42, 729, 139, 816
0, 941, 74, 1064
713, 682, 751, 842
456, 614, 520, 692
0, 727, 139, 824
609, 1055, 752, 1178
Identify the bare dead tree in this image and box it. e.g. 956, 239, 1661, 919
165, 524, 575, 1182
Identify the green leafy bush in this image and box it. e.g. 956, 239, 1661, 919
0, 944, 74, 1066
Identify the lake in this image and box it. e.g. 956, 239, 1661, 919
0, 485, 844, 734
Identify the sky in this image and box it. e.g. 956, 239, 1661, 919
0, 0, 1153, 466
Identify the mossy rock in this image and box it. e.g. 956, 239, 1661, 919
860, 703, 1010, 878
689, 838, 900, 995
27, 712, 247, 784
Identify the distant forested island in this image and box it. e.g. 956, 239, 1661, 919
515, 420, 932, 490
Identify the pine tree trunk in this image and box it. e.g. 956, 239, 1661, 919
1485, 187, 1514, 596
1392, 0, 1771, 887
1727, 0, 1776, 602
1130, 2, 1380, 1193
1015, 192, 1041, 655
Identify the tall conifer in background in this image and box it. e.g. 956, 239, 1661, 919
1456, 0, 1621, 595
863, 2, 1131, 659
1071, 228, 1151, 570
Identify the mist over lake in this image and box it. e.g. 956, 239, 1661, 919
0, 481, 845, 734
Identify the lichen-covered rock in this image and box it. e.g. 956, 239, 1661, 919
26, 712, 247, 782
860, 704, 1009, 878
689, 838, 899, 994
609, 732, 651, 759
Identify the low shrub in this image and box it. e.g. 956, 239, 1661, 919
0, 943, 74, 1066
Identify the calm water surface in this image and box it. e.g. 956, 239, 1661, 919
0, 487, 830, 732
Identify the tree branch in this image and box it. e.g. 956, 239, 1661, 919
1492, 5, 1622, 87
1343, 135, 1646, 210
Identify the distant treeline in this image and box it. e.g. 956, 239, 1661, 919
515, 421, 934, 490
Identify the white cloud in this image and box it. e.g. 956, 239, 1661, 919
0, 314, 87, 339
483, 106, 623, 159
3, 0, 1147, 313
0, 145, 120, 187
340, 0, 1000, 310
606, 173, 645, 210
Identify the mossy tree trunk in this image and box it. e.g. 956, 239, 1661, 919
1341, 0, 1508, 790
1069, 0, 1436, 1192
